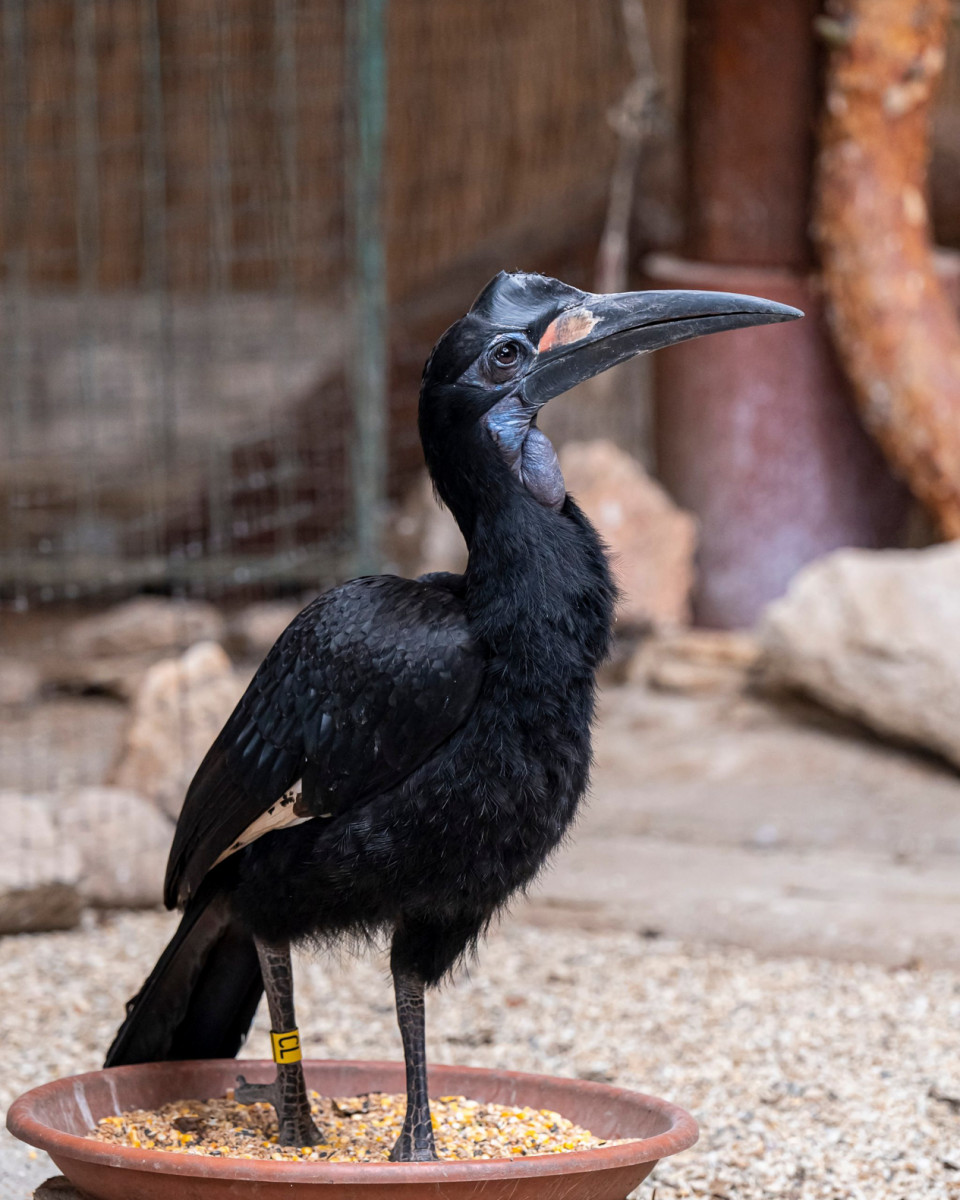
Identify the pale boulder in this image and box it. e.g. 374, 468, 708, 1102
56, 786, 172, 907
0, 657, 42, 708
229, 600, 302, 660
559, 440, 697, 628
64, 596, 225, 658
629, 628, 761, 694
53, 596, 227, 700
110, 641, 246, 819
760, 542, 960, 768
387, 473, 467, 579
0, 792, 82, 934
47, 652, 166, 701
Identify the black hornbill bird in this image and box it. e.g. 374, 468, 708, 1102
106, 272, 801, 1160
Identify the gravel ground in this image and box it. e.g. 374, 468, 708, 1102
2, 910, 960, 1199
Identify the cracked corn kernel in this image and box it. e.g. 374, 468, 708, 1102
88, 1092, 621, 1162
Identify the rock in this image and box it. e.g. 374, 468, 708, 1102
228, 600, 302, 660
759, 542, 960, 768
55, 787, 172, 908
50, 597, 227, 700
46, 652, 167, 702
34, 1179, 87, 1200
0, 792, 82, 934
0, 696, 129, 794
559, 440, 697, 629
63, 597, 225, 659
628, 628, 761, 694
0, 658, 42, 708
646, 657, 746, 694
0, 787, 171, 913
110, 642, 246, 819
386, 473, 467, 579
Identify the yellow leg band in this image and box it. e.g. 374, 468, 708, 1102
271, 1028, 302, 1064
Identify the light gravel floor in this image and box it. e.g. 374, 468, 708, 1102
2, 910, 960, 1199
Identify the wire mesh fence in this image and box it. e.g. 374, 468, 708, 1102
1, 0, 358, 609
0, 0, 656, 612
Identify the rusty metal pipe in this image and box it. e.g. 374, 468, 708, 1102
651, 0, 908, 628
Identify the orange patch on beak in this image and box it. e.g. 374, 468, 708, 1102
537, 308, 599, 353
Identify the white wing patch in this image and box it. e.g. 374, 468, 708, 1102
212, 781, 317, 868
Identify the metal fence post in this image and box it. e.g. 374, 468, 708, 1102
348, 0, 389, 577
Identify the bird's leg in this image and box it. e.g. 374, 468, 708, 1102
235, 937, 320, 1146
389, 966, 438, 1162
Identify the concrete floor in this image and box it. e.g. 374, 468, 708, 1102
524, 682, 960, 969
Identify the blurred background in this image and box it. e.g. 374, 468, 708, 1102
5, 2, 960, 1196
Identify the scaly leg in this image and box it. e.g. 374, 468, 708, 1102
235, 938, 320, 1146
389, 964, 438, 1162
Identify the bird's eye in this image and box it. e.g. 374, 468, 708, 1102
478, 338, 527, 384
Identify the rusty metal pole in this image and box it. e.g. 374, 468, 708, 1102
648, 0, 908, 628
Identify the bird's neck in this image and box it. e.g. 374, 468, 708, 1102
463, 490, 617, 677
424, 421, 616, 673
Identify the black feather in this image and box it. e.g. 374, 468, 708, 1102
165, 575, 484, 906
105, 875, 262, 1066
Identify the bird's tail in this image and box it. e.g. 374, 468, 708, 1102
105, 880, 263, 1067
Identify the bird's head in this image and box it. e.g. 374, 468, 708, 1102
419, 271, 802, 535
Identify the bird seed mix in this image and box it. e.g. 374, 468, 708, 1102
87, 1090, 621, 1161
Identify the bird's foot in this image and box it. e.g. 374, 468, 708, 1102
235, 1073, 322, 1147
389, 1116, 438, 1162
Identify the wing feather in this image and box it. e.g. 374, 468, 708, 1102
164, 575, 483, 905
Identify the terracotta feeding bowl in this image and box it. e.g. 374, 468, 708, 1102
7, 1058, 698, 1199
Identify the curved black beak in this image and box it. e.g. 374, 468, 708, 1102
523, 289, 803, 408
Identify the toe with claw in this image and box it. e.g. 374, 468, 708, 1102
235, 1072, 321, 1147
